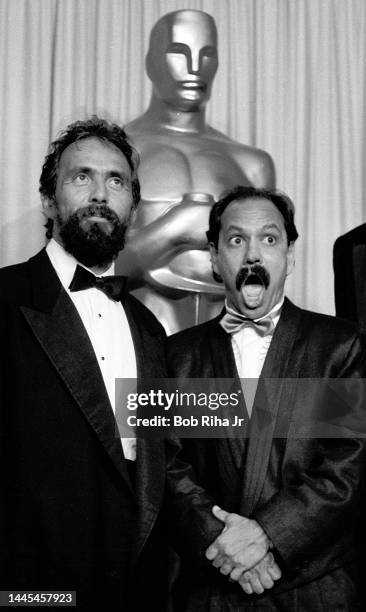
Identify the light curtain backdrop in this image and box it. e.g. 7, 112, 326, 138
1, 0, 365, 315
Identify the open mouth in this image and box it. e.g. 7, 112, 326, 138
244, 273, 265, 287
80, 216, 114, 234
235, 266, 270, 307
242, 274, 265, 300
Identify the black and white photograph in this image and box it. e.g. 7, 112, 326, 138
0, 1, 365, 610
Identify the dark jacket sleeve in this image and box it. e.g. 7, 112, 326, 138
333, 233, 357, 322
253, 334, 366, 568
164, 435, 223, 567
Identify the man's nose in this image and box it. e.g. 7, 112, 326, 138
245, 239, 261, 264
90, 178, 107, 203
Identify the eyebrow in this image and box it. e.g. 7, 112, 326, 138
225, 222, 282, 233
69, 166, 128, 178
261, 223, 281, 233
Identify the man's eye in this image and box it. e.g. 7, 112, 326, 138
228, 236, 243, 246
74, 174, 89, 184
264, 235, 276, 245
109, 177, 124, 188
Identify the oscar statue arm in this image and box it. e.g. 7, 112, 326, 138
118, 198, 212, 280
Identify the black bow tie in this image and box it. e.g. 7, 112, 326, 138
69, 265, 127, 302
220, 303, 282, 336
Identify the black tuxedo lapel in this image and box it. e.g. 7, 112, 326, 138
132, 439, 166, 566
352, 244, 366, 333
207, 320, 250, 506
122, 297, 167, 563
241, 299, 307, 516
20, 250, 134, 494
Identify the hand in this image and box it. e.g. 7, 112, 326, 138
236, 552, 281, 595
205, 505, 270, 572
121, 199, 212, 276
159, 198, 213, 250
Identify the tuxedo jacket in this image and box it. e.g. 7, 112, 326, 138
167, 299, 366, 610
0, 249, 218, 611
334, 223, 366, 333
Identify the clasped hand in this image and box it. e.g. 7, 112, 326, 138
205, 505, 281, 594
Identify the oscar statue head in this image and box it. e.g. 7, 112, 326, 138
146, 9, 218, 112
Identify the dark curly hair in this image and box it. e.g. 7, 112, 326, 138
207, 185, 299, 249
39, 116, 140, 238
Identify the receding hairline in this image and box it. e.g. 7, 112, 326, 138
58, 136, 131, 158
221, 195, 288, 216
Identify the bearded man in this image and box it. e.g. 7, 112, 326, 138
0, 117, 234, 610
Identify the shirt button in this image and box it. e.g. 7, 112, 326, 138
101, 356, 105, 361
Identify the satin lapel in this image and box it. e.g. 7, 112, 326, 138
241, 299, 306, 516
353, 244, 366, 333
207, 319, 251, 488
123, 297, 166, 563
21, 250, 133, 492
132, 439, 166, 566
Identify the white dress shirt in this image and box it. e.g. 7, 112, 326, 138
230, 298, 283, 417
46, 239, 137, 460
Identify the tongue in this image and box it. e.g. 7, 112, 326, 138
81, 217, 113, 233
242, 284, 263, 298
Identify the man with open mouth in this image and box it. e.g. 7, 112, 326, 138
168, 185, 366, 611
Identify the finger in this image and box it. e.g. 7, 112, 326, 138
239, 579, 253, 595
255, 571, 274, 590
219, 561, 233, 576
205, 544, 219, 560
268, 563, 282, 581
244, 574, 264, 595
230, 565, 247, 582
212, 505, 230, 523
211, 553, 226, 569
266, 554, 282, 580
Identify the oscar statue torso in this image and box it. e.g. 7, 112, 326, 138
116, 9, 275, 334
117, 123, 274, 334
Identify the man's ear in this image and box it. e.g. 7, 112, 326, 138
209, 242, 223, 283
41, 196, 56, 220
286, 242, 295, 277
124, 208, 137, 240
129, 207, 137, 226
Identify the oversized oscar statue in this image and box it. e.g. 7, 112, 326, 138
117, 9, 276, 334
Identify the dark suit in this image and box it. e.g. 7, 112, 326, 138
167, 299, 366, 611
0, 249, 217, 611
334, 223, 366, 333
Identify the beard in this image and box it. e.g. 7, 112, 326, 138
58, 204, 129, 268
235, 263, 270, 291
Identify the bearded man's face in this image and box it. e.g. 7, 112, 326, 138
46, 137, 134, 267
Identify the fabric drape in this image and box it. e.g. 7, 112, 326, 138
1, 0, 365, 315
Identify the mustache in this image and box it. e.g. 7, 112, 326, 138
75, 204, 120, 224
235, 264, 270, 291
57, 204, 129, 268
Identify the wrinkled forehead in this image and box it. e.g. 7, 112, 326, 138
58, 137, 130, 175
221, 198, 287, 233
